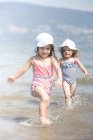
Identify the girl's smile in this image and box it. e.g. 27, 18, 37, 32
63, 50, 73, 59
38, 45, 51, 58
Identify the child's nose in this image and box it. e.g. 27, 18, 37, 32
43, 48, 47, 52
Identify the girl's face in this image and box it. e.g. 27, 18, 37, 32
38, 45, 52, 59
62, 46, 74, 59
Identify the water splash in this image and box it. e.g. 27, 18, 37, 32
19, 113, 40, 127
72, 95, 87, 106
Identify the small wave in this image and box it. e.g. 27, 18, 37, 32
19, 119, 39, 127
19, 113, 42, 127
19, 119, 53, 128
77, 76, 93, 85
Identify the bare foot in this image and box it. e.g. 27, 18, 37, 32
67, 105, 73, 110
46, 119, 52, 125
40, 117, 52, 126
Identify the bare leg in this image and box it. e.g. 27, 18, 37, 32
32, 86, 51, 125
70, 82, 76, 98
63, 81, 72, 108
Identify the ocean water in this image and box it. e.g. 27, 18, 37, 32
0, 44, 93, 140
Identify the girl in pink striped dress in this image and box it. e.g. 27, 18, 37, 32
7, 33, 62, 125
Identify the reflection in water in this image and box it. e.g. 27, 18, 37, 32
40, 127, 48, 140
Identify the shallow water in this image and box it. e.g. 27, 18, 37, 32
0, 43, 93, 140
0, 89, 93, 140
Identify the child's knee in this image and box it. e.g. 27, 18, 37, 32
43, 95, 50, 103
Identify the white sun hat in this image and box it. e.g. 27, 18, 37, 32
60, 39, 78, 51
36, 33, 53, 47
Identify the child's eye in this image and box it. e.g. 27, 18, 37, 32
47, 48, 50, 50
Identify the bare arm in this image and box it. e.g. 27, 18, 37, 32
7, 57, 33, 83
76, 58, 89, 76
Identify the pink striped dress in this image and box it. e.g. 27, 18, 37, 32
31, 59, 53, 95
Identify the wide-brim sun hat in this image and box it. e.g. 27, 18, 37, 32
36, 33, 53, 47
60, 39, 78, 51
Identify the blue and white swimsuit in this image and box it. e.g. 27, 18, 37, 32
60, 58, 77, 85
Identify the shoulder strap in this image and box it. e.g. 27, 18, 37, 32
39, 56, 52, 78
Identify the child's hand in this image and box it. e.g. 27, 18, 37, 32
85, 72, 90, 77
54, 79, 62, 87
7, 76, 16, 84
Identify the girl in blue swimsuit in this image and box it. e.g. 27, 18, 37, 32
59, 39, 89, 109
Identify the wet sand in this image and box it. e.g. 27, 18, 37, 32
0, 92, 93, 140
